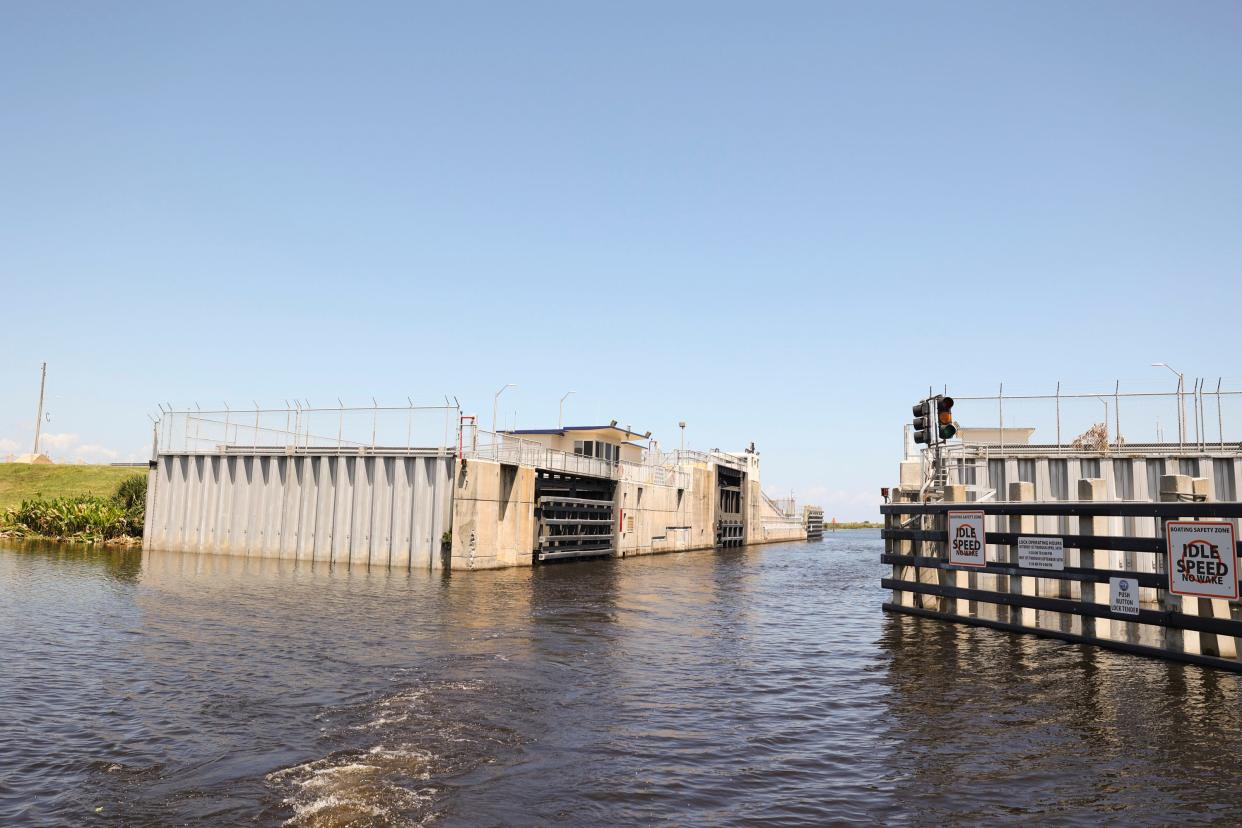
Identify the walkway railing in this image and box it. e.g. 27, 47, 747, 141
463, 428, 690, 488
155, 403, 459, 456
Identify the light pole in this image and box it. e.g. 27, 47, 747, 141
678, 421, 686, 453
559, 391, 576, 429
1152, 362, 1185, 444
492, 383, 515, 433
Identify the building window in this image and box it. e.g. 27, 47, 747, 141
1049, 460, 1068, 500
989, 459, 1007, 500
1146, 459, 1163, 502
1115, 460, 1134, 500
1214, 460, 1236, 501
1018, 460, 1037, 485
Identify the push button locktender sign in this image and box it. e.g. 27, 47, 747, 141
1166, 521, 1238, 600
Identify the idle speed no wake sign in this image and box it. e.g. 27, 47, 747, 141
1166, 521, 1238, 600
948, 510, 986, 567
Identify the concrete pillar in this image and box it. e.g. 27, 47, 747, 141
1193, 479, 1234, 658
1009, 481, 1036, 628
1159, 475, 1193, 654
887, 491, 911, 608
945, 485, 971, 617
1079, 478, 1111, 640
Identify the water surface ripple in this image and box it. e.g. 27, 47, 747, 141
2, 533, 1240, 825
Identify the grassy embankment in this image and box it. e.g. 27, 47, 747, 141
824, 521, 882, 529
0, 465, 147, 545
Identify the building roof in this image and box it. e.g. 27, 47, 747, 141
505, 424, 651, 441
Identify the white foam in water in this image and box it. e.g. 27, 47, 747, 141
267, 689, 440, 827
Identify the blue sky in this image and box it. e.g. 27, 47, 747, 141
2, 2, 1240, 518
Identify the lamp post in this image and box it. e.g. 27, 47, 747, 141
559, 391, 576, 429
1151, 362, 1185, 444
679, 421, 686, 453
492, 384, 515, 433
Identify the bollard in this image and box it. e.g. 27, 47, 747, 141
1078, 479, 1110, 641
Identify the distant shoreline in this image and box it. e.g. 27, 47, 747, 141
823, 521, 881, 530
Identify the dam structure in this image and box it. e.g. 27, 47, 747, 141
143, 403, 808, 570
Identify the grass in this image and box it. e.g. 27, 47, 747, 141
0, 464, 147, 511
824, 521, 882, 529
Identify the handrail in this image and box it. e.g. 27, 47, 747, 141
881, 500, 1242, 518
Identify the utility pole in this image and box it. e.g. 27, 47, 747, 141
32, 362, 47, 456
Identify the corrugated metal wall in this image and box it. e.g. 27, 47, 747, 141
144, 452, 454, 567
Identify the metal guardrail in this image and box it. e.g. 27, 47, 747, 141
156, 404, 460, 455
463, 429, 691, 488
881, 498, 1242, 673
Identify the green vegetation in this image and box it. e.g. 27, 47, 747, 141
824, 521, 882, 530
0, 464, 147, 510
0, 470, 146, 544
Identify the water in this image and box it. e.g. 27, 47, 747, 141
3, 532, 1242, 826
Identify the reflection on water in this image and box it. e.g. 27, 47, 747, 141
1, 532, 1240, 826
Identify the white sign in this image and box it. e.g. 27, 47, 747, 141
1017, 536, 1065, 571
1166, 520, 1238, 600
947, 510, 986, 567
1110, 577, 1140, 616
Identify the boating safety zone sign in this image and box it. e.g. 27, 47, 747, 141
1166, 520, 1238, 600
948, 510, 986, 567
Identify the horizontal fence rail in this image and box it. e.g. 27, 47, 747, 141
881, 497, 1242, 673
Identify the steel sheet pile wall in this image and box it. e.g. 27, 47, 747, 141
146, 452, 453, 567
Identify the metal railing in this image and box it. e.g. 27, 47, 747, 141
155, 403, 460, 456
935, 379, 1242, 456
762, 491, 797, 517
461, 427, 691, 488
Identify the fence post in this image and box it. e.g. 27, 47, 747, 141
1079, 478, 1110, 641
1159, 474, 1192, 655
945, 484, 970, 617
1009, 481, 1037, 628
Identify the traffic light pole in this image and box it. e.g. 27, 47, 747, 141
912, 390, 955, 501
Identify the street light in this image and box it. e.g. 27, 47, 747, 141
1152, 362, 1185, 444
559, 390, 576, 429
492, 383, 515, 433
679, 421, 686, 452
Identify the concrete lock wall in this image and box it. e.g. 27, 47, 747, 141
746, 480, 808, 544
616, 465, 716, 556
145, 452, 454, 567
147, 452, 809, 571
449, 458, 537, 570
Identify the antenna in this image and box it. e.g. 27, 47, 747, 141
32, 362, 47, 456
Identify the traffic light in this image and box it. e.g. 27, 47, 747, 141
937, 396, 957, 440
912, 400, 932, 445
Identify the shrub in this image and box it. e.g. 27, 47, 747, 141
114, 474, 148, 509
2, 494, 143, 542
